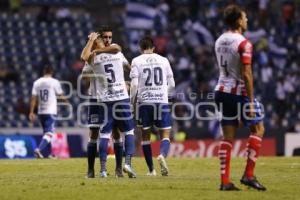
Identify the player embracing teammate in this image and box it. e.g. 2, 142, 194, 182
81, 30, 175, 178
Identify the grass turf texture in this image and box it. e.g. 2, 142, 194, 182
0, 157, 299, 200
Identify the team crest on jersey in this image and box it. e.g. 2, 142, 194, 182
99, 54, 112, 61
146, 57, 157, 63
244, 42, 252, 53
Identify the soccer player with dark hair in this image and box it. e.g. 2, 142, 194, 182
130, 36, 175, 176
81, 28, 136, 178
29, 66, 67, 158
81, 28, 126, 178
214, 5, 266, 191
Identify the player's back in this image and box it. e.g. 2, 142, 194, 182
92, 52, 129, 102
32, 77, 62, 115
131, 53, 173, 103
214, 32, 252, 96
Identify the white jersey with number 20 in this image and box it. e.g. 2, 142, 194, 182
130, 53, 174, 103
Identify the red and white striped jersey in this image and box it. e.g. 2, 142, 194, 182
214, 32, 253, 96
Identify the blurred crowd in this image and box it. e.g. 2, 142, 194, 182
0, 0, 299, 136
114, 0, 300, 131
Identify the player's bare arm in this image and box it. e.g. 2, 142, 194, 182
92, 44, 122, 54
29, 95, 38, 122
130, 77, 138, 105
242, 63, 255, 117
80, 32, 99, 62
123, 63, 131, 72
57, 94, 69, 103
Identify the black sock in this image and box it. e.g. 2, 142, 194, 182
87, 142, 97, 171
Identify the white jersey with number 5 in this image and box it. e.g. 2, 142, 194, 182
130, 53, 174, 103
32, 77, 63, 115
214, 32, 253, 96
91, 52, 129, 102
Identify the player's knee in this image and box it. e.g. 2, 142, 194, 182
142, 132, 151, 141
89, 127, 99, 140
256, 124, 265, 137
113, 137, 122, 143
112, 129, 120, 140
159, 128, 171, 139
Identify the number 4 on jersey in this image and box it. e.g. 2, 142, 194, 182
220, 55, 229, 76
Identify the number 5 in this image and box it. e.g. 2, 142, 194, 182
104, 64, 116, 83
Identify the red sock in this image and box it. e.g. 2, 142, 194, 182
219, 140, 232, 185
245, 135, 262, 178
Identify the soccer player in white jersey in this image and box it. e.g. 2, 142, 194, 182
130, 36, 175, 176
214, 5, 266, 191
81, 27, 136, 178
29, 66, 66, 158
81, 30, 122, 178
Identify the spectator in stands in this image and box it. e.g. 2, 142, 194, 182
37, 5, 54, 23
9, 0, 21, 13
0, 61, 18, 83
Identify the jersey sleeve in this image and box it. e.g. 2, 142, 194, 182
31, 82, 37, 96
238, 39, 253, 65
129, 59, 139, 79
165, 58, 174, 78
55, 80, 63, 95
121, 53, 129, 66
82, 62, 93, 73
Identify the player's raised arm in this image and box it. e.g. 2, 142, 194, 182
92, 43, 122, 54
80, 32, 99, 62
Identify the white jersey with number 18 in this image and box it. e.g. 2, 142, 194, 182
32, 77, 63, 115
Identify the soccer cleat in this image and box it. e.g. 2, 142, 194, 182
146, 169, 157, 176
115, 168, 124, 178
220, 182, 241, 191
48, 154, 57, 159
100, 171, 108, 178
240, 175, 267, 191
34, 149, 44, 159
123, 164, 136, 178
86, 169, 95, 178
157, 155, 169, 176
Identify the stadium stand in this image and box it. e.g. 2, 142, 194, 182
0, 0, 299, 139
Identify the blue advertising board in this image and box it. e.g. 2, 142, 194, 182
0, 135, 37, 159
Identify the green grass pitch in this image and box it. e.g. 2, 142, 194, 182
0, 157, 299, 200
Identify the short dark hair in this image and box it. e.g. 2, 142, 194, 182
43, 65, 54, 75
223, 5, 244, 29
97, 25, 112, 36
139, 36, 154, 50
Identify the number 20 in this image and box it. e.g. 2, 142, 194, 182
143, 67, 163, 86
